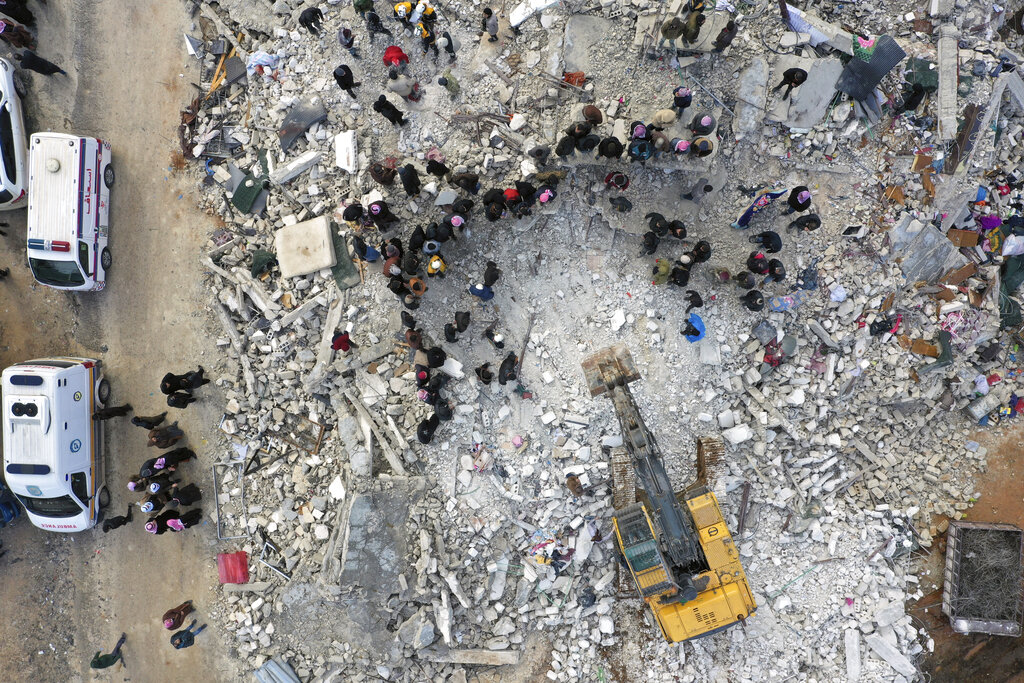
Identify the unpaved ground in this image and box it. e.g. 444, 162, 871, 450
915, 426, 1024, 683
0, 2, 238, 681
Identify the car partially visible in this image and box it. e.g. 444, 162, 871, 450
0, 57, 28, 210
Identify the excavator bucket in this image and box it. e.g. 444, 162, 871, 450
581, 343, 641, 397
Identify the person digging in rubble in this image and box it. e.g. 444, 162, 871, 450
554, 136, 576, 159
426, 254, 448, 278
749, 230, 782, 253
667, 220, 687, 239
452, 172, 480, 194
740, 289, 766, 312
469, 282, 495, 301
475, 363, 494, 384
353, 0, 374, 17
764, 259, 786, 284
366, 11, 394, 41
576, 133, 601, 153
684, 240, 712, 265
672, 86, 692, 115
398, 163, 421, 196
417, 414, 440, 444
338, 27, 360, 58
641, 231, 660, 256
681, 313, 705, 342
444, 322, 459, 343
773, 67, 807, 100
373, 95, 407, 125
368, 200, 400, 229
597, 136, 623, 159
610, 196, 633, 213
352, 234, 381, 262
682, 12, 705, 44
565, 474, 584, 497
332, 331, 358, 352
15, 50, 66, 76
426, 346, 447, 368
690, 113, 716, 136
369, 162, 396, 186
382, 44, 410, 69
405, 328, 423, 350
691, 138, 713, 157
455, 310, 471, 332
747, 250, 769, 275
627, 138, 654, 163
333, 64, 361, 98
682, 177, 712, 203
426, 158, 449, 178
659, 16, 685, 49
713, 20, 737, 51
651, 259, 672, 286
482, 8, 499, 42
785, 186, 812, 214
483, 261, 501, 286
669, 262, 690, 287
684, 290, 703, 313
605, 171, 629, 191
498, 352, 518, 385
787, 214, 821, 232
299, 6, 325, 34
485, 328, 505, 350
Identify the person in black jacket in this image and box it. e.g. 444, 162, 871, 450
299, 7, 325, 34
373, 95, 406, 125
334, 65, 361, 98
14, 50, 65, 75
398, 164, 420, 196
498, 352, 518, 385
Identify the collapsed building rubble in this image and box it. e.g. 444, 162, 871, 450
179, 0, 1024, 679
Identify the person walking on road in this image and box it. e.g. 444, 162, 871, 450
93, 404, 132, 420
102, 507, 133, 533
90, 633, 127, 670
15, 50, 65, 75
163, 601, 195, 630
170, 621, 207, 649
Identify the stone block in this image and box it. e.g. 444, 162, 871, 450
275, 216, 337, 278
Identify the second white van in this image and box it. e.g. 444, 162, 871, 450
2, 357, 110, 532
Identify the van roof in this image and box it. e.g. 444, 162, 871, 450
27, 133, 86, 246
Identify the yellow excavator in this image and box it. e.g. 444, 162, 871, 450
582, 344, 756, 642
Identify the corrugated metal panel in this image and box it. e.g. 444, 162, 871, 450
836, 35, 907, 101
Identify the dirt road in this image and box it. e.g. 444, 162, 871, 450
0, 3, 239, 681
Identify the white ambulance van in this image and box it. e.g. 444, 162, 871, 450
1, 357, 110, 532
26, 133, 113, 291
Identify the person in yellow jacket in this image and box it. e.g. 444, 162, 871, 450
417, 21, 438, 57
393, 1, 413, 30
426, 254, 447, 277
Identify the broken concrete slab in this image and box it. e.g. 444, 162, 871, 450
937, 25, 959, 141
845, 629, 861, 681
785, 58, 843, 129
864, 633, 916, 678
420, 647, 520, 666
274, 216, 337, 278
785, 6, 855, 55
270, 149, 321, 185
563, 15, 612, 74
735, 58, 769, 141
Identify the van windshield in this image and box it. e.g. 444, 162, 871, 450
16, 493, 83, 518
29, 258, 85, 287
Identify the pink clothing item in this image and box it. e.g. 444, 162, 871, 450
797, 191, 811, 203
168, 519, 185, 532
675, 140, 690, 152
700, 115, 712, 126
145, 521, 158, 533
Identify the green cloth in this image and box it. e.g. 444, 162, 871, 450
90, 652, 121, 669
353, 0, 374, 11
250, 249, 277, 278
652, 260, 671, 286
999, 255, 1024, 329
441, 69, 460, 98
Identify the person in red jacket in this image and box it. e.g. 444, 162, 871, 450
383, 45, 410, 69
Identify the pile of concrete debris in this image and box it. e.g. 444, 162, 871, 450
178, 0, 1024, 680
